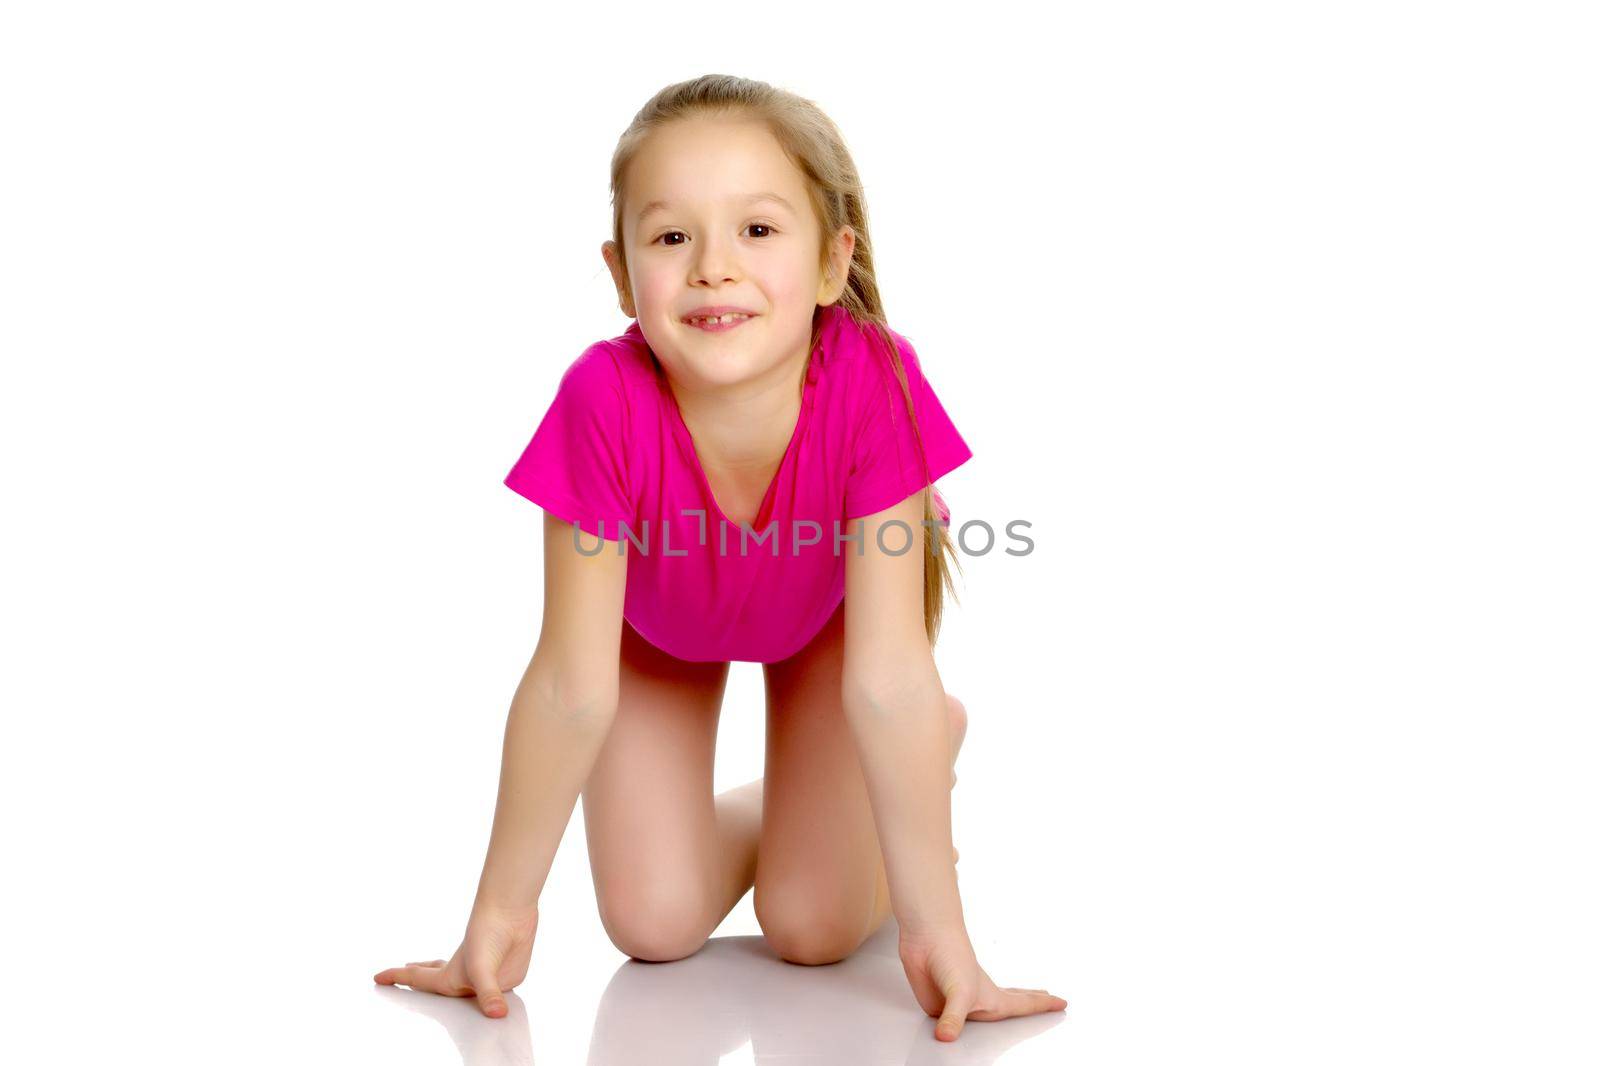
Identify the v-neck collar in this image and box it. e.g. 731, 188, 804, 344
661, 349, 820, 532
631, 314, 831, 533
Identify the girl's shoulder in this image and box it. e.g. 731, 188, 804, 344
546, 320, 662, 419
818, 304, 939, 403
607, 318, 663, 380
818, 304, 974, 520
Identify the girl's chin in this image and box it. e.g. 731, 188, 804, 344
685, 361, 761, 386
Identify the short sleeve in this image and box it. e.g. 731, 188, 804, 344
843, 328, 974, 521
504, 344, 634, 540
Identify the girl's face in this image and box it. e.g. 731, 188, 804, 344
605, 115, 853, 392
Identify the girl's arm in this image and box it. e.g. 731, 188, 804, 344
474, 511, 629, 912
841, 492, 1066, 1041
375, 510, 628, 1015
840, 494, 964, 932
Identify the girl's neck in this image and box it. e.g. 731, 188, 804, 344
666, 342, 810, 477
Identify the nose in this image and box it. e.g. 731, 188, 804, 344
689, 231, 740, 287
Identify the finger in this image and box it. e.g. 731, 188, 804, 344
994, 988, 1068, 1017
373, 964, 431, 989
374, 965, 420, 985
373, 964, 449, 993
374, 959, 445, 984
466, 958, 508, 1018
935, 984, 974, 1042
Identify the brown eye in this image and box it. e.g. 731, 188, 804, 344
657, 232, 686, 246
748, 223, 774, 238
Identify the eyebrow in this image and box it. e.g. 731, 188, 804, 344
635, 191, 798, 225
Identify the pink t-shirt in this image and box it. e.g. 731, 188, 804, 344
504, 302, 973, 663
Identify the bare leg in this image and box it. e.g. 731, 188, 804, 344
753, 601, 969, 965
711, 776, 764, 924
710, 701, 957, 929
582, 620, 744, 961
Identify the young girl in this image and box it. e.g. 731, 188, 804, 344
374, 74, 1066, 1044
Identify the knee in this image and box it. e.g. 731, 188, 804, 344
596, 881, 712, 963
755, 886, 866, 966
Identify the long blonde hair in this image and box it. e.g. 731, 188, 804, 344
607, 74, 964, 647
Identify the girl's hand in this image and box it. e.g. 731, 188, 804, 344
372, 902, 539, 1018
898, 924, 1067, 1042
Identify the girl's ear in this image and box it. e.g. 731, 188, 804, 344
601, 240, 636, 317
818, 226, 856, 305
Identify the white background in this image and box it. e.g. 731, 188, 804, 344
3, 2, 1596, 1063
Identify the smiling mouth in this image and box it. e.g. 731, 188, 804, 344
683, 312, 756, 331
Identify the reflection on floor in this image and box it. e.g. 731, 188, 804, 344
374, 916, 1066, 1065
